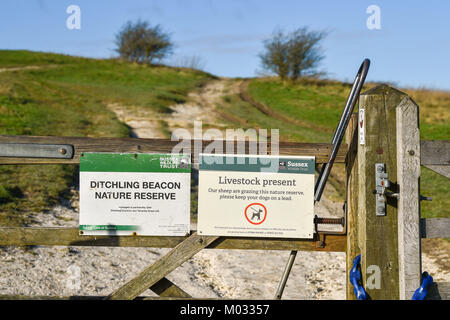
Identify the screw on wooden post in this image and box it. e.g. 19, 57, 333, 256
357, 85, 417, 300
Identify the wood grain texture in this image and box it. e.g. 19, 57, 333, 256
209, 234, 346, 252
150, 277, 191, 298
358, 85, 404, 300
107, 232, 218, 300
0, 135, 347, 164
420, 140, 450, 165
6, 283, 447, 300
0, 227, 346, 251
426, 282, 450, 300
346, 113, 359, 300
396, 98, 421, 300
422, 164, 450, 179
420, 218, 450, 239
420, 140, 450, 178
0, 295, 200, 300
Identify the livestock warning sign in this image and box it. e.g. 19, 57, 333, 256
79, 153, 190, 236
197, 154, 315, 239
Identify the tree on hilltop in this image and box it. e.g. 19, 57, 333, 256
115, 20, 173, 65
259, 27, 327, 81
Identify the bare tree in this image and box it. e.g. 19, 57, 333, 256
259, 30, 290, 81
259, 27, 327, 81
288, 27, 326, 81
115, 20, 173, 64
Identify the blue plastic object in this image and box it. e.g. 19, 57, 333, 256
412, 272, 433, 300
349, 254, 368, 300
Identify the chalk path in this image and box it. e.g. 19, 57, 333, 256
1, 78, 447, 299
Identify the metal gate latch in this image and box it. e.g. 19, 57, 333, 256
375, 163, 398, 216
375, 163, 400, 216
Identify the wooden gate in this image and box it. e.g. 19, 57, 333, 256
0, 85, 448, 300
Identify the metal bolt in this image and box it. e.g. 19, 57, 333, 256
408, 150, 415, 156
60, 148, 67, 155
315, 217, 345, 226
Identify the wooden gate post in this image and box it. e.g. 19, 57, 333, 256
396, 96, 421, 300
346, 113, 359, 300
357, 85, 421, 300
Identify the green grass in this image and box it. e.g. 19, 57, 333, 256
1, 50, 447, 222
0, 50, 76, 67
242, 77, 450, 218
217, 93, 328, 142
0, 50, 213, 226
246, 78, 351, 142
216, 92, 347, 201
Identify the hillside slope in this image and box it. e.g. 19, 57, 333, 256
0, 52, 447, 298
0, 50, 214, 226
217, 77, 449, 218
0, 51, 447, 222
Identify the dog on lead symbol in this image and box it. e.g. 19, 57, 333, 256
250, 207, 263, 221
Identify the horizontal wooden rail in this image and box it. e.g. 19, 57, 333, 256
2, 282, 448, 300
0, 227, 346, 252
0, 295, 199, 300
0, 135, 347, 164
2, 284, 449, 300
421, 140, 450, 178
420, 218, 450, 239
1, 137, 446, 166
0, 295, 226, 300
420, 140, 450, 165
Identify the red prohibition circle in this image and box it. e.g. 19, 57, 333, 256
244, 203, 267, 225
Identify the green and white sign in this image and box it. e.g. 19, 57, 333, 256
79, 153, 191, 236
197, 154, 315, 239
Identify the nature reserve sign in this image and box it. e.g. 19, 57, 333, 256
197, 154, 315, 238
79, 153, 190, 236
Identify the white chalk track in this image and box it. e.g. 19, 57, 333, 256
0, 79, 447, 299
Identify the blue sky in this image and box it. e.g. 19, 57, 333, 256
1, 0, 450, 89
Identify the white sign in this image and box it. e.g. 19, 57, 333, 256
359, 108, 365, 145
197, 154, 315, 239
79, 153, 191, 236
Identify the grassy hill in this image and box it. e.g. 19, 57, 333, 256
217, 77, 449, 218
0, 50, 214, 226
0, 50, 448, 225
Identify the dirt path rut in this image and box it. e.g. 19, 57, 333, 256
104, 78, 348, 300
